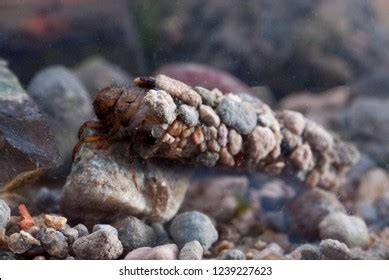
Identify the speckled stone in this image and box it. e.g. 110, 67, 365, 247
169, 211, 218, 250
216, 96, 257, 135
178, 104, 199, 127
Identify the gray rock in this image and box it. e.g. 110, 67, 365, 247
61, 228, 79, 245
349, 247, 375, 260
75, 56, 129, 96
0, 59, 61, 187
92, 224, 118, 236
295, 244, 321, 260
319, 212, 369, 248
169, 211, 218, 250
216, 96, 257, 135
27, 65, 93, 161
353, 202, 378, 225
179, 240, 203, 260
62, 143, 189, 225
289, 188, 346, 237
141, 89, 177, 124
113, 216, 156, 254
8, 231, 40, 254
199, 105, 220, 127
37, 228, 68, 258
194, 86, 221, 107
72, 229, 123, 260
335, 97, 389, 167
152, 223, 170, 245
222, 249, 246, 260
34, 187, 61, 214
320, 239, 350, 260
73, 224, 89, 238
0, 199, 11, 228
178, 104, 199, 127
124, 243, 178, 260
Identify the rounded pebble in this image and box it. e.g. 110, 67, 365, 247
73, 224, 89, 238
216, 96, 257, 135
169, 211, 218, 250
319, 212, 370, 248
114, 216, 156, 254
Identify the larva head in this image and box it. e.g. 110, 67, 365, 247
93, 86, 123, 120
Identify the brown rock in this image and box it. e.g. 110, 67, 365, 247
246, 126, 276, 164
43, 214, 68, 231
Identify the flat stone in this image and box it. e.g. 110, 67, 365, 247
0, 59, 62, 188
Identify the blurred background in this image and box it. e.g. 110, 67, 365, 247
1, 0, 389, 259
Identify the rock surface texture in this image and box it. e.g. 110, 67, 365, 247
71, 74, 358, 191
0, 59, 61, 188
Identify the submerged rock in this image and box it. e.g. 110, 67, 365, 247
113, 216, 156, 254
169, 211, 218, 250
124, 243, 178, 260
0, 199, 11, 228
319, 212, 369, 248
28, 65, 93, 161
179, 240, 203, 260
72, 229, 123, 260
0, 59, 61, 188
61, 142, 189, 225
288, 188, 346, 237
75, 56, 129, 97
